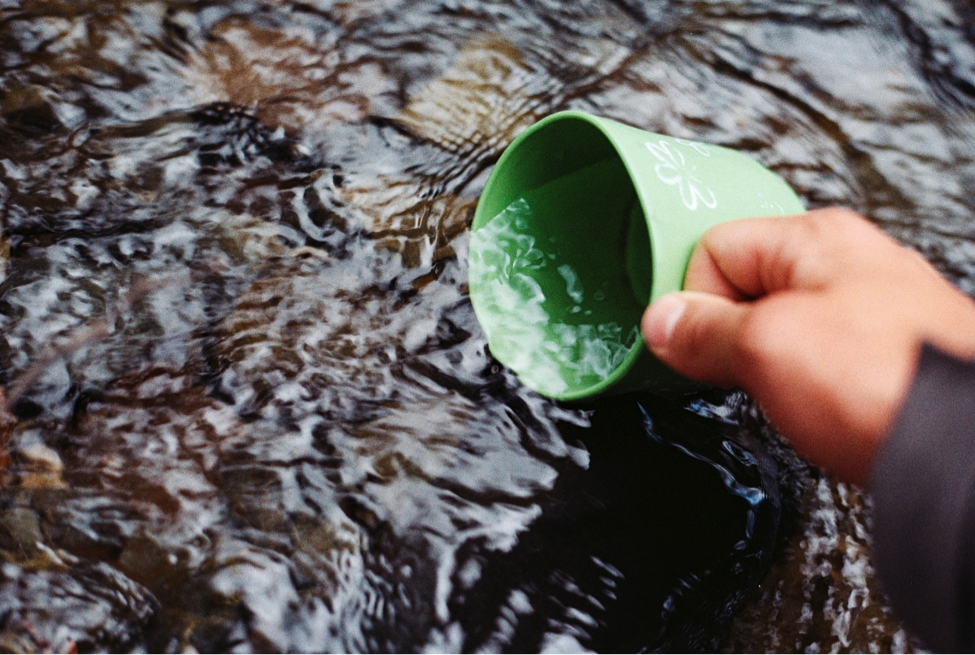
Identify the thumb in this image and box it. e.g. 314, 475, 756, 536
642, 291, 750, 387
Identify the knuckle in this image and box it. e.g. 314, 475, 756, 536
734, 312, 768, 368
808, 206, 867, 231
821, 206, 866, 224
683, 308, 715, 357
800, 207, 870, 247
792, 208, 881, 282
733, 307, 784, 382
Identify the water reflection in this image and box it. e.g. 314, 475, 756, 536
1, 0, 973, 651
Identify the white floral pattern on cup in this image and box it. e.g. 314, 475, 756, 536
645, 139, 718, 211
673, 137, 713, 158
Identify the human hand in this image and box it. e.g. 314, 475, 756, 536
642, 208, 975, 486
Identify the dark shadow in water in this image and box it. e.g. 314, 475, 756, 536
431, 388, 784, 653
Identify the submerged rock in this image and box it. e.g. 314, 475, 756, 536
0, 0, 973, 652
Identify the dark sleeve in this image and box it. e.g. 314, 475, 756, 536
872, 344, 975, 653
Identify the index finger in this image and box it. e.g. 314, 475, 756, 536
682, 208, 877, 299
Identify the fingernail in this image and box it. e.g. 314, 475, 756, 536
645, 294, 686, 350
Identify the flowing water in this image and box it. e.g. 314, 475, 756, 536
1, 0, 973, 652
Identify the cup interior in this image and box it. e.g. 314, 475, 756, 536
469, 115, 652, 400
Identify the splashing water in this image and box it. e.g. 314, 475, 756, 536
469, 197, 639, 397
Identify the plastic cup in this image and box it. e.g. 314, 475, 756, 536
467, 110, 804, 401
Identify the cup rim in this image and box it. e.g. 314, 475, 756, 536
470, 110, 650, 401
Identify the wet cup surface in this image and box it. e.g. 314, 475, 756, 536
468, 111, 804, 401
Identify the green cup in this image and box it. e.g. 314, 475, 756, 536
468, 110, 803, 401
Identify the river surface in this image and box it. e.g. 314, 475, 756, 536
0, 0, 973, 652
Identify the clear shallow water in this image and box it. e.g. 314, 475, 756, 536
0, 0, 973, 652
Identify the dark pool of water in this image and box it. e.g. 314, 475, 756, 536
0, 0, 973, 652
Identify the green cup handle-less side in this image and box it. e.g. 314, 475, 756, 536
608, 117, 803, 307
469, 111, 804, 400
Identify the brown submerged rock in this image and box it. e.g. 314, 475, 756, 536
1, 0, 973, 651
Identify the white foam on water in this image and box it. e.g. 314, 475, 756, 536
470, 198, 637, 397
558, 263, 584, 304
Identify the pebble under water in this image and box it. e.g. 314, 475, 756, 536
1, 0, 974, 652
